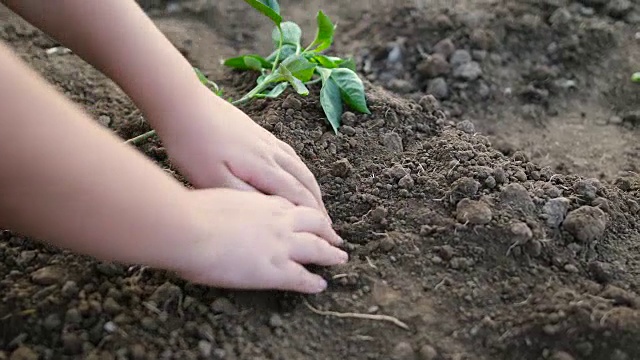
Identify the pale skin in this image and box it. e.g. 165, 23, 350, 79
0, 1, 347, 293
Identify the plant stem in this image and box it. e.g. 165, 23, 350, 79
305, 77, 322, 86
271, 26, 284, 72
125, 74, 274, 145
232, 75, 274, 105
124, 129, 157, 145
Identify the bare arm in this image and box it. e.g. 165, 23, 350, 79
1, 0, 204, 138
0, 0, 333, 218
0, 42, 197, 269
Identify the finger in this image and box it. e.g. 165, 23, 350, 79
277, 140, 298, 157
275, 151, 328, 215
275, 141, 331, 219
221, 170, 259, 192
292, 207, 343, 246
235, 161, 320, 211
289, 233, 348, 266
271, 259, 328, 293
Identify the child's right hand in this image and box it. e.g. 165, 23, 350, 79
170, 188, 348, 293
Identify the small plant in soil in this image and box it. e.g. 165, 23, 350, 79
126, 0, 369, 145
632, 72, 640, 83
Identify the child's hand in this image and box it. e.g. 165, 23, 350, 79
159, 87, 330, 218
173, 188, 347, 293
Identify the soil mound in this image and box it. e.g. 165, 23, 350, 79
2, 2, 640, 360
333, 1, 640, 181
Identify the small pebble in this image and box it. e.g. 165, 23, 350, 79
391, 342, 416, 360
341, 112, 357, 126
268, 314, 284, 328
130, 344, 146, 360
331, 158, 352, 178
340, 125, 356, 136
543, 197, 570, 228
198, 341, 213, 358
388, 165, 409, 181
418, 345, 438, 360
382, 132, 404, 152
282, 95, 302, 110
97, 115, 112, 127
417, 53, 450, 78
427, 77, 449, 99
103, 297, 122, 315
563, 206, 607, 243
564, 264, 579, 273
456, 120, 475, 134
450, 49, 472, 67
210, 297, 237, 315
550, 350, 575, 360
510, 222, 533, 242
398, 174, 414, 189
433, 38, 456, 58
43, 314, 62, 330
456, 199, 492, 225
10, 346, 38, 360
65, 308, 82, 324
31, 266, 65, 285
62, 333, 83, 355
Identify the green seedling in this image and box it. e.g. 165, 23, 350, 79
125, 0, 369, 145
632, 72, 640, 83
221, 0, 370, 131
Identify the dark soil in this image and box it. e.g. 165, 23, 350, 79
2, 1, 640, 359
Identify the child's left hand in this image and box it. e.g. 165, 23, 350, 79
157, 86, 330, 218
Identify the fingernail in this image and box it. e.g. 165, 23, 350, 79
339, 251, 349, 263
313, 279, 328, 292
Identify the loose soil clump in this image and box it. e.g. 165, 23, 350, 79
2, 1, 640, 360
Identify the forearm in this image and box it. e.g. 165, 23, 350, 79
0, 42, 197, 269
1, 0, 203, 136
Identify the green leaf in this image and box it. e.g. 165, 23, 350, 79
320, 77, 343, 134
194, 67, 223, 95
275, 63, 309, 95
243, 0, 282, 25
281, 55, 317, 82
308, 54, 339, 68
266, 44, 296, 65
337, 58, 356, 71
329, 68, 370, 114
306, 10, 335, 52
273, 21, 302, 48
632, 72, 640, 83
308, 55, 356, 71
223, 55, 271, 71
244, 57, 263, 71
255, 82, 289, 98
194, 67, 209, 85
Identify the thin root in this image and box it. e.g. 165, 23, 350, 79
514, 294, 532, 306
304, 300, 410, 330
365, 256, 378, 269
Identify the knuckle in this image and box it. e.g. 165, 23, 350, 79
281, 141, 297, 154
311, 236, 329, 253
269, 222, 289, 239
294, 183, 314, 205
271, 195, 292, 209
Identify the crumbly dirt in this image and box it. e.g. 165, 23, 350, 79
2, 1, 640, 359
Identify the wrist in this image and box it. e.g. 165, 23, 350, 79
134, 67, 206, 132
148, 82, 226, 145
146, 189, 214, 275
